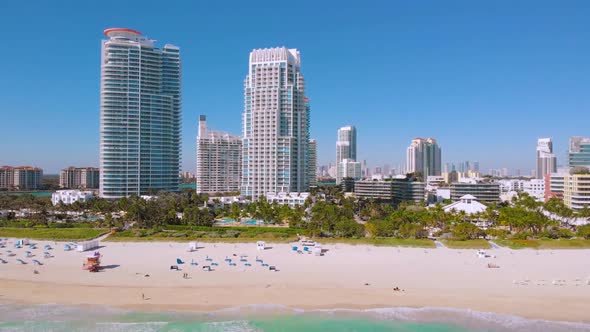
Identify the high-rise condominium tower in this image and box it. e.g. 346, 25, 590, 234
196, 115, 242, 194
406, 137, 441, 177
308, 139, 317, 187
241, 47, 309, 199
536, 138, 557, 179
568, 136, 590, 168
336, 125, 357, 184
100, 28, 181, 198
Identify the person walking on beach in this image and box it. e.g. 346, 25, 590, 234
142, 293, 145, 300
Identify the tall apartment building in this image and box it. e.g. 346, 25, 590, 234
336, 125, 357, 184
339, 159, 362, 181
0, 166, 43, 190
308, 139, 317, 187
536, 138, 557, 179
241, 47, 309, 199
562, 173, 590, 211
406, 137, 441, 177
196, 115, 242, 194
568, 136, 590, 168
100, 28, 181, 198
60, 167, 100, 189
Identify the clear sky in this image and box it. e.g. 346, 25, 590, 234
0, 0, 588, 174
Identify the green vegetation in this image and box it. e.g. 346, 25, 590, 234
0, 228, 107, 241
443, 239, 491, 249
106, 225, 300, 242
495, 238, 590, 249
318, 237, 436, 248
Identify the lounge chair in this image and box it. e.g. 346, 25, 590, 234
16, 259, 26, 264
33, 259, 43, 266
44, 252, 51, 258
211, 262, 218, 266
240, 258, 247, 262
292, 246, 298, 251
205, 256, 213, 261
245, 263, 252, 267
202, 265, 211, 271
7, 250, 16, 257
190, 259, 198, 266
0, 258, 6, 264
224, 257, 231, 262
256, 258, 263, 263
176, 258, 185, 264
25, 251, 33, 258
269, 266, 277, 271
170, 265, 179, 270
261, 263, 269, 267
229, 262, 236, 266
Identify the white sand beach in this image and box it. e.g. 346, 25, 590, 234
0, 239, 589, 323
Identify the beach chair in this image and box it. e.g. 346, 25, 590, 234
16, 259, 26, 264
240, 258, 247, 262
170, 265, 179, 270
176, 258, 185, 264
44, 245, 52, 250
33, 259, 43, 266
25, 251, 33, 258
190, 259, 198, 266
202, 265, 211, 271
292, 246, 298, 252
261, 263, 269, 267
245, 263, 252, 267
229, 262, 236, 266
205, 256, 213, 262
44, 252, 51, 258
269, 266, 276, 271
256, 257, 263, 263
64, 245, 71, 251
7, 250, 16, 257
224, 257, 232, 262
211, 262, 218, 266
0, 258, 6, 264
303, 247, 309, 252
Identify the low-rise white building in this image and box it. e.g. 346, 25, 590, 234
523, 179, 545, 202
51, 190, 94, 206
266, 192, 309, 208
443, 194, 487, 215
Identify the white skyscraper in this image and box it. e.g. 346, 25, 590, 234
308, 139, 317, 187
339, 159, 362, 181
336, 125, 357, 184
536, 138, 556, 179
406, 137, 441, 177
100, 28, 181, 198
196, 115, 242, 194
241, 47, 309, 199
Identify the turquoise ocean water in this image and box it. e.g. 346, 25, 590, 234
0, 304, 588, 332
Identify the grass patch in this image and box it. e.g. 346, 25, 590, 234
105, 226, 299, 243
317, 237, 436, 248
495, 238, 590, 249
443, 239, 491, 249
0, 228, 107, 241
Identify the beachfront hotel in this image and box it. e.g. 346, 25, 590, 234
99, 28, 181, 198
241, 47, 310, 199
59, 167, 99, 189
336, 125, 357, 184
196, 115, 242, 194
406, 137, 442, 177
0, 166, 43, 190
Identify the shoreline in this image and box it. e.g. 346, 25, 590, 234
1, 239, 589, 324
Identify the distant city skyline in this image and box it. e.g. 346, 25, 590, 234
1, 1, 589, 174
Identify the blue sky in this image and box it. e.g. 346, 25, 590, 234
0, 0, 588, 174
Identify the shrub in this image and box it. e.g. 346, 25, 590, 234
511, 231, 532, 240
576, 224, 590, 240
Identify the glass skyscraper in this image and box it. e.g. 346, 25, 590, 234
241, 47, 309, 199
100, 28, 181, 198
568, 136, 590, 168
